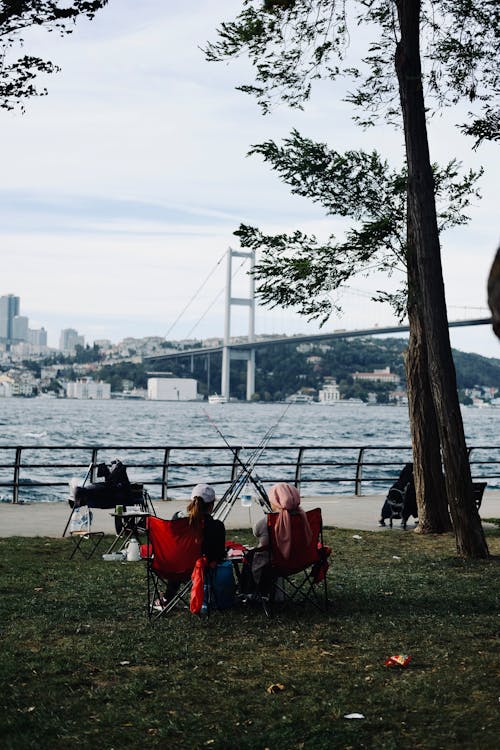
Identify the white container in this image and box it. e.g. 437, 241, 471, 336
240, 484, 252, 507
125, 539, 141, 562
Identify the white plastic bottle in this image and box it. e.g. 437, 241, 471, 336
240, 483, 253, 508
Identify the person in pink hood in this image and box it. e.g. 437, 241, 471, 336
242, 482, 312, 595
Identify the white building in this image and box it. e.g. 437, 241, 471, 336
66, 378, 111, 399
318, 379, 341, 402
147, 377, 198, 401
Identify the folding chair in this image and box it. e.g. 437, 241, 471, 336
145, 516, 235, 622
66, 506, 104, 560
263, 507, 330, 616
145, 516, 204, 622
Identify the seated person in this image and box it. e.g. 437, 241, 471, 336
158, 483, 225, 606
242, 482, 312, 595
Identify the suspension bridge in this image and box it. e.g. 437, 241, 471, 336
145, 248, 492, 400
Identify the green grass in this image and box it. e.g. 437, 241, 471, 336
0, 528, 498, 750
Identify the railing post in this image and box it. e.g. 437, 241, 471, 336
162, 448, 170, 499
295, 447, 304, 492
355, 447, 365, 496
90, 448, 99, 483
13, 447, 22, 504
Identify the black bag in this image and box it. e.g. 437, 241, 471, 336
75, 460, 132, 509
107, 460, 131, 490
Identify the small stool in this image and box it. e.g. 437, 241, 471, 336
69, 530, 104, 560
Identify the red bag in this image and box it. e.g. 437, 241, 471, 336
312, 543, 332, 583
190, 556, 207, 614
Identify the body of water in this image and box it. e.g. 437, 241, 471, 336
0, 398, 498, 501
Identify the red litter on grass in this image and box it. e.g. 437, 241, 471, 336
384, 654, 412, 668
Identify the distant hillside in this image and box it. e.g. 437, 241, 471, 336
451, 349, 500, 389
166, 335, 500, 401
66, 335, 499, 401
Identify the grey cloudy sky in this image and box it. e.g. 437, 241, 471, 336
1, 1, 498, 357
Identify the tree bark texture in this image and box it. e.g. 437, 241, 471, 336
395, 0, 488, 557
406, 226, 452, 533
487, 247, 500, 339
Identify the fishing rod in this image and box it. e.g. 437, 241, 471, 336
209, 402, 292, 523
214, 405, 289, 520
202, 408, 270, 505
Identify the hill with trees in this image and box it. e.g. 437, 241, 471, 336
30, 336, 499, 403
149, 336, 500, 403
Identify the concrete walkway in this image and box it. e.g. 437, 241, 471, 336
0, 492, 499, 538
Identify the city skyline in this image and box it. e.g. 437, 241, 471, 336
1, 2, 498, 357
1, 290, 497, 365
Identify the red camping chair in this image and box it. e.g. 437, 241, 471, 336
145, 515, 204, 621
264, 507, 330, 615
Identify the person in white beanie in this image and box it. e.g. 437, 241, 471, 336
185, 483, 226, 563
157, 483, 226, 608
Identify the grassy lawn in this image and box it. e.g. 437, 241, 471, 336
0, 527, 498, 750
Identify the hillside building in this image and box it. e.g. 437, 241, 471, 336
352, 366, 400, 384
66, 378, 111, 400
60, 328, 85, 353
12, 315, 29, 341
28, 327, 48, 347
318, 378, 341, 402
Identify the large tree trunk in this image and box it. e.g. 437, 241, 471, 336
406, 226, 452, 533
395, 0, 488, 557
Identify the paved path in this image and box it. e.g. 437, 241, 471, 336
0, 492, 499, 537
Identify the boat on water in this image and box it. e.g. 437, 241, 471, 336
315, 397, 366, 405
285, 393, 315, 404
208, 394, 228, 404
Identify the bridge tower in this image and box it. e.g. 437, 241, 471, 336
220, 248, 256, 401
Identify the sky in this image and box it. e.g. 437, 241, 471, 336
1, 1, 499, 358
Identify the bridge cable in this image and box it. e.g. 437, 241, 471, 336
164, 250, 228, 339
183, 258, 248, 340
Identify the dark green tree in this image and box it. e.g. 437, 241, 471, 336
206, 0, 499, 557
235, 138, 480, 534
0, 1, 108, 111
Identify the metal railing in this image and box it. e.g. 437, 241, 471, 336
0, 444, 499, 503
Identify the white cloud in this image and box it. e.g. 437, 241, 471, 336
1, 1, 498, 357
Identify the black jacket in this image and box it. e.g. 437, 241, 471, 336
202, 514, 226, 563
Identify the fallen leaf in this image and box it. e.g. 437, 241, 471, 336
266, 683, 285, 693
